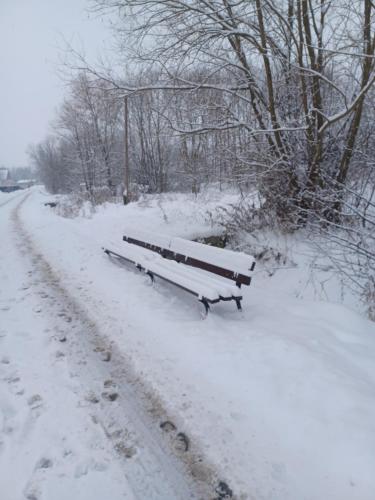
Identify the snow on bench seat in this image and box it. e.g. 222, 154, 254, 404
141, 258, 221, 302
123, 229, 255, 284
149, 258, 242, 301
105, 242, 241, 304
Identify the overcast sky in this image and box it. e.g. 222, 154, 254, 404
0, 0, 112, 168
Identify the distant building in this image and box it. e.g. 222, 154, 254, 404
0, 167, 22, 192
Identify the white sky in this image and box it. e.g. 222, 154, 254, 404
0, 0, 112, 168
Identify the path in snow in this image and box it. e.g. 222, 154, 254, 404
0, 193, 215, 500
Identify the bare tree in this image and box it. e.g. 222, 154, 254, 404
29, 137, 69, 193
55, 73, 124, 195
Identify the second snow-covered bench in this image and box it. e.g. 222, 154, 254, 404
104, 230, 255, 314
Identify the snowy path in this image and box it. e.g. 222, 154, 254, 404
0, 193, 209, 499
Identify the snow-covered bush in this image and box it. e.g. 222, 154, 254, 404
56, 194, 95, 219
311, 185, 375, 320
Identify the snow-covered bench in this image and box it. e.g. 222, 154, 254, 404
122, 230, 255, 287
104, 230, 255, 314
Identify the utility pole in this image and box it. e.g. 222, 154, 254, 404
123, 95, 130, 205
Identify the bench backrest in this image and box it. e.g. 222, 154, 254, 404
123, 230, 255, 286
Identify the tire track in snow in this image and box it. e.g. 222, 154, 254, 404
10, 194, 228, 500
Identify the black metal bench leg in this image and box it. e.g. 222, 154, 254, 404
199, 299, 210, 316
235, 297, 242, 311
146, 270, 155, 283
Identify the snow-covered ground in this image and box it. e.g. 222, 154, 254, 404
2, 187, 375, 500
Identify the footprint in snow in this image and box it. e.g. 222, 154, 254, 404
214, 481, 233, 499
27, 394, 43, 411
101, 351, 112, 362
24, 484, 41, 500
3, 424, 14, 436
5, 373, 20, 385
174, 432, 189, 452
115, 441, 137, 459
23, 460, 53, 500
109, 428, 123, 439
103, 379, 116, 389
74, 459, 108, 479
35, 457, 53, 470
160, 420, 189, 452
101, 391, 119, 402
4, 372, 25, 396
85, 391, 100, 404
2, 412, 15, 437
160, 420, 177, 433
